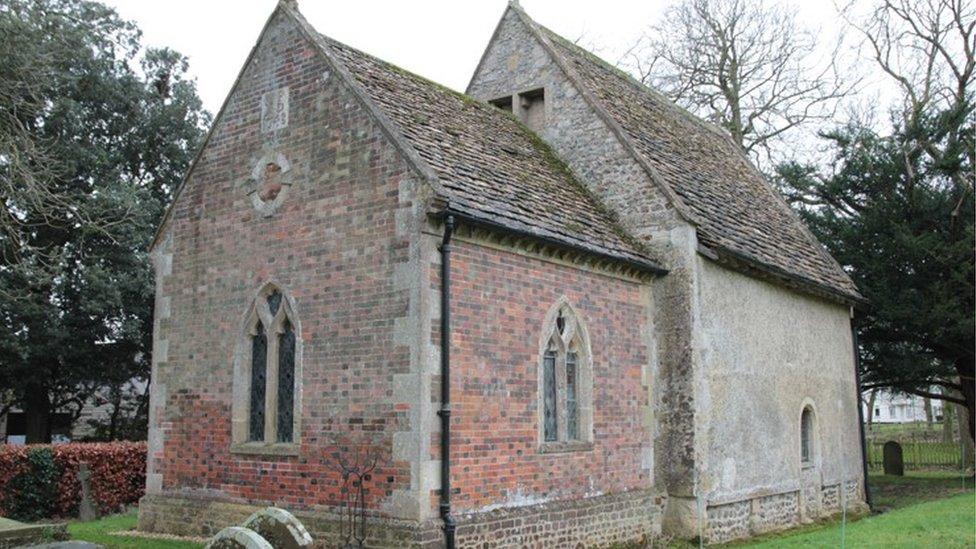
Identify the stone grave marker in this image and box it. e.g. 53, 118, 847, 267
204, 507, 314, 549
206, 526, 274, 549
242, 508, 313, 549
76, 463, 97, 521
882, 440, 904, 476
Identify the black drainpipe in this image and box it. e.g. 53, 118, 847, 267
851, 312, 873, 508
438, 215, 457, 548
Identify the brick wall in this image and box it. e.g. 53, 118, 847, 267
145, 8, 424, 517
436, 238, 655, 514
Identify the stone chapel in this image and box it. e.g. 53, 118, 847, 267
138, 1, 869, 546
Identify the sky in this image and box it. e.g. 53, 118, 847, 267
101, 0, 854, 116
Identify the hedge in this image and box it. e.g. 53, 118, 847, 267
0, 441, 146, 520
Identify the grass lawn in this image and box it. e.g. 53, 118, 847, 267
735, 493, 974, 548
719, 472, 975, 548
871, 471, 974, 509
67, 510, 202, 549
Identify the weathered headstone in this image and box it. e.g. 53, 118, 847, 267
206, 526, 273, 549
242, 508, 313, 549
882, 440, 904, 476
0, 517, 68, 547
205, 507, 314, 549
76, 463, 97, 521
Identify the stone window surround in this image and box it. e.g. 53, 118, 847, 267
488, 86, 547, 130
537, 297, 594, 453
799, 399, 820, 470
231, 283, 303, 456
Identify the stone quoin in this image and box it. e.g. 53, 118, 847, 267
138, 1, 869, 546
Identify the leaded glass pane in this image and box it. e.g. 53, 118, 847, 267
277, 321, 296, 443
566, 351, 578, 440
267, 290, 282, 316
249, 323, 267, 442
543, 350, 557, 442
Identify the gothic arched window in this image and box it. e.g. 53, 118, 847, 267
539, 300, 593, 448
232, 284, 302, 453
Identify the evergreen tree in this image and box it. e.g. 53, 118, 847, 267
779, 0, 974, 441
777, 105, 974, 440
0, 0, 209, 442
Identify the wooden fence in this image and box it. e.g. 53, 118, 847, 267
866, 441, 965, 470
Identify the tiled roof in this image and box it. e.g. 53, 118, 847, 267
530, 21, 861, 301
315, 33, 665, 273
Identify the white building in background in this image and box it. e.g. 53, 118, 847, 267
863, 388, 944, 424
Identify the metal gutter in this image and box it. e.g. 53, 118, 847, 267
851, 314, 873, 508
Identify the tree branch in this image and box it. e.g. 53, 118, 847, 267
624, 0, 856, 168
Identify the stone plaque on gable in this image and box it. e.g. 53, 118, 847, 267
261, 87, 289, 133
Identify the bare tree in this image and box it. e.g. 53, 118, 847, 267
0, 45, 67, 268
622, 0, 854, 166
844, 0, 974, 195
0, 1, 139, 278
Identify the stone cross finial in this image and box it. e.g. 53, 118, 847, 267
77, 463, 97, 520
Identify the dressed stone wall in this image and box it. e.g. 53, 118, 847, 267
466, 8, 682, 242
704, 480, 866, 544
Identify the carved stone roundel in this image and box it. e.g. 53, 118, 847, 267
247, 151, 292, 217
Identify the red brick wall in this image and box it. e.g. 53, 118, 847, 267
152, 10, 418, 512
151, 7, 653, 523
439, 240, 652, 512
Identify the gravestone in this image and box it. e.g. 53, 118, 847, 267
0, 517, 68, 547
882, 441, 904, 476
206, 526, 273, 549
76, 463, 97, 521
242, 508, 313, 549
205, 507, 313, 549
